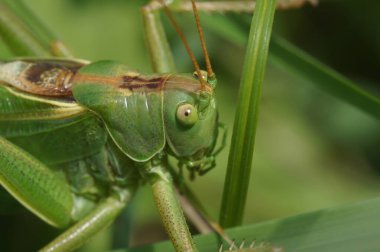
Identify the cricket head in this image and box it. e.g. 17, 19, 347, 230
155, 0, 221, 178
163, 72, 222, 178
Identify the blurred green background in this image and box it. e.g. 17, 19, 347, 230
0, 0, 379, 251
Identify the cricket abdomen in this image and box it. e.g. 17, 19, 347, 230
0, 59, 84, 96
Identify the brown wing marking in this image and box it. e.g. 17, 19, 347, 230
0, 60, 85, 97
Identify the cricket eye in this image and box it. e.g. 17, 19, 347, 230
192, 70, 208, 81
176, 103, 198, 127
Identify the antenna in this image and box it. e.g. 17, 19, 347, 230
189, 0, 214, 80
157, 0, 206, 91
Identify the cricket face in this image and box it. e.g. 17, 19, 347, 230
163, 74, 218, 175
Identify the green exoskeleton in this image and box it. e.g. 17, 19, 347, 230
0, 57, 218, 251
0, 0, 223, 251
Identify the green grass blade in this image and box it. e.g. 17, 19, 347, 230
0, 0, 72, 57
2, 0, 55, 48
269, 36, 380, 119
0, 1, 49, 57
204, 15, 380, 120
122, 197, 380, 252
219, 0, 278, 228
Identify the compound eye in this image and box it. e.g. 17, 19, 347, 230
176, 103, 198, 127
192, 70, 208, 81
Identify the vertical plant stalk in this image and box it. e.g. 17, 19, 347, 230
219, 0, 277, 228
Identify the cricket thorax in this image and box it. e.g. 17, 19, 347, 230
120, 75, 166, 90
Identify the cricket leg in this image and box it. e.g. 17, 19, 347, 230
0, 137, 73, 228
40, 188, 133, 252
170, 0, 317, 13
0, 137, 134, 251
146, 163, 198, 252
142, 1, 176, 73
141, 0, 317, 74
